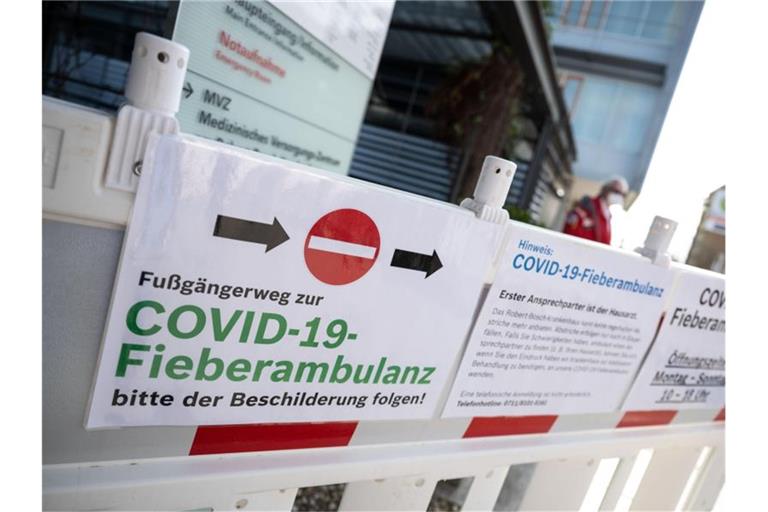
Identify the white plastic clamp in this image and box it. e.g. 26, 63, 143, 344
635, 215, 678, 267
460, 156, 517, 224
104, 33, 190, 192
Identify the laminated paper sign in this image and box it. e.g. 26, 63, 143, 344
622, 269, 725, 411
86, 135, 505, 428
443, 223, 673, 417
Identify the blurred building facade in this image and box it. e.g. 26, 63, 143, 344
687, 186, 725, 274
547, 0, 703, 226
43, 1, 171, 110
351, 1, 576, 227
42, 1, 576, 228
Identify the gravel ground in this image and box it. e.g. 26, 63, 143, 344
287, 465, 534, 511
291, 481, 463, 511
292, 484, 346, 511
427, 494, 462, 511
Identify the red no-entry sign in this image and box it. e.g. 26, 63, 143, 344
304, 209, 380, 285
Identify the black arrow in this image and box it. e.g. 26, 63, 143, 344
391, 249, 443, 278
213, 215, 289, 252
183, 81, 193, 99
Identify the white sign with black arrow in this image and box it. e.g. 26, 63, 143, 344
390, 249, 443, 278
85, 134, 506, 428
213, 215, 290, 253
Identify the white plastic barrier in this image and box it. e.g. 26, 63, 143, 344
42, 98, 724, 511
43, 422, 723, 510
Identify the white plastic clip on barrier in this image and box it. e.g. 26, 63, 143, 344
635, 215, 678, 267
105, 33, 189, 192
460, 155, 517, 224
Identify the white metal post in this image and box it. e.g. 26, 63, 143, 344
517, 457, 600, 510
682, 444, 725, 511
461, 466, 511, 511
338, 475, 439, 511
630, 446, 706, 510
599, 455, 639, 511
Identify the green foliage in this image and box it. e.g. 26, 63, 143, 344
505, 205, 545, 227
540, 0, 555, 40
427, 42, 525, 149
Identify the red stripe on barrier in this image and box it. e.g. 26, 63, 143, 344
189, 422, 358, 455
463, 415, 558, 438
714, 408, 725, 422
617, 410, 677, 428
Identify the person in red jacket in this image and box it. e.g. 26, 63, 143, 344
563, 177, 628, 245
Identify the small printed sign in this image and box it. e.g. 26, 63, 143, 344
442, 223, 674, 418
85, 135, 505, 428
622, 268, 725, 411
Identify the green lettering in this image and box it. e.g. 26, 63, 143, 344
399, 366, 420, 384
295, 361, 329, 383
165, 355, 193, 379
115, 343, 150, 376
254, 313, 287, 344
211, 308, 242, 342
168, 305, 205, 339
382, 365, 401, 384
252, 359, 274, 381
195, 347, 224, 381
271, 360, 293, 382
226, 359, 251, 381
126, 300, 164, 336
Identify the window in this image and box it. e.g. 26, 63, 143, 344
550, 1, 567, 20
641, 1, 685, 41
603, 0, 645, 36
571, 77, 616, 144
550, 0, 687, 42
611, 82, 656, 153
564, 1, 585, 26
554, 1, 609, 29
585, 1, 608, 29
560, 75, 584, 113
568, 74, 658, 154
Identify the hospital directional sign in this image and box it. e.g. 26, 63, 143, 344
172, 0, 394, 174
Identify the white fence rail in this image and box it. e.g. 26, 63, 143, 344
44, 421, 723, 511
42, 98, 724, 511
